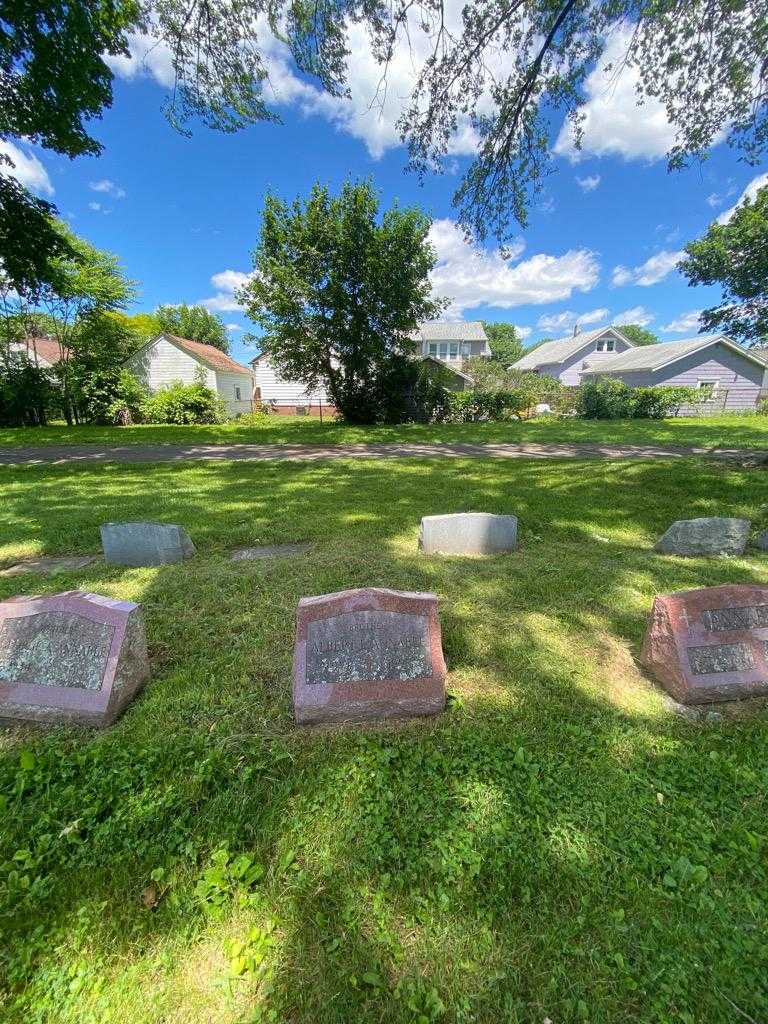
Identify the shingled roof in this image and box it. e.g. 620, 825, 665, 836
418, 321, 488, 341
162, 334, 253, 375
512, 326, 629, 370
581, 335, 768, 375
15, 337, 65, 366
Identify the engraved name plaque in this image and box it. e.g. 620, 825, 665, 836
0, 591, 150, 727
293, 588, 446, 725
641, 584, 768, 704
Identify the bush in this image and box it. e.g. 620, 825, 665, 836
74, 367, 147, 424
0, 357, 54, 426
577, 378, 707, 419
234, 409, 272, 426
141, 379, 228, 424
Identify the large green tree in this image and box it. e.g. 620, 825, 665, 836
3, 220, 136, 423
679, 185, 768, 345
482, 322, 525, 365
154, 303, 230, 352
618, 324, 660, 347
240, 180, 443, 423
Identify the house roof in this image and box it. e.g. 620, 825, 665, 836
512, 326, 629, 370
15, 337, 64, 366
421, 355, 475, 383
162, 334, 253, 375
581, 334, 768, 375
418, 321, 487, 341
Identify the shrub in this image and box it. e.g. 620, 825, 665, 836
75, 368, 147, 424
141, 379, 227, 424
0, 357, 54, 426
234, 409, 272, 426
577, 378, 707, 419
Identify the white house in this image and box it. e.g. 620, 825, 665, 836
128, 334, 255, 416
251, 322, 488, 414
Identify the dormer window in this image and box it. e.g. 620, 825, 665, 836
596, 337, 615, 353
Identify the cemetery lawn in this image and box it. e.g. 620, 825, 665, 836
2, 454, 768, 1023
1, 412, 768, 449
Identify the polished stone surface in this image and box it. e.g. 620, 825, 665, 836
293, 587, 446, 725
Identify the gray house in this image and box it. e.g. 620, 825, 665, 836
581, 334, 768, 412
511, 326, 634, 384
417, 321, 492, 366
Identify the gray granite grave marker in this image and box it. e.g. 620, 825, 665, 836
419, 512, 518, 555
100, 522, 196, 567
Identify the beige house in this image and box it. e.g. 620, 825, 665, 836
128, 334, 255, 417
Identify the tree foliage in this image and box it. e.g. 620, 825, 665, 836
679, 185, 768, 345
133, 1, 768, 242
618, 324, 659, 347
481, 322, 524, 365
0, 0, 138, 293
240, 180, 444, 424
154, 303, 230, 351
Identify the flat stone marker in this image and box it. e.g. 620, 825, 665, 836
100, 522, 196, 567
419, 512, 518, 555
654, 517, 750, 557
0, 555, 98, 577
231, 543, 311, 561
0, 591, 150, 726
293, 587, 446, 725
754, 529, 768, 551
641, 584, 768, 704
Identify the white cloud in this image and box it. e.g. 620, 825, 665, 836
662, 310, 703, 333
105, 31, 174, 87
107, 10, 486, 161
717, 173, 768, 224
612, 249, 683, 287
536, 307, 609, 334
90, 179, 126, 199
201, 269, 253, 312
555, 28, 677, 162
88, 201, 102, 211
576, 174, 601, 192
612, 305, 654, 327
0, 139, 54, 196
516, 326, 532, 339
226, 323, 243, 332
429, 218, 599, 314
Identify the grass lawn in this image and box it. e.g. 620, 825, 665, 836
1, 455, 767, 1022
1, 413, 768, 449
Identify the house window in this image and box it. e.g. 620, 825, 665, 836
596, 338, 615, 353
697, 379, 719, 396
235, 386, 242, 401
428, 343, 438, 356
449, 342, 460, 358
461, 341, 471, 356
439, 342, 448, 358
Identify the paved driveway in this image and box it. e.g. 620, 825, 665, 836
0, 441, 757, 466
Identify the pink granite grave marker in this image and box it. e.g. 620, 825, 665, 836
293, 587, 446, 724
641, 584, 768, 704
0, 591, 150, 727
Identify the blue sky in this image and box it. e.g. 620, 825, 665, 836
4, 25, 766, 369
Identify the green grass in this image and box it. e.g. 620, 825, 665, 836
1, 455, 768, 1023
1, 413, 768, 449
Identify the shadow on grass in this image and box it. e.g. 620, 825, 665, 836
1, 456, 767, 1022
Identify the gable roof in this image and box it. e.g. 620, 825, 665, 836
160, 334, 253, 375
512, 326, 630, 370
14, 337, 64, 366
421, 355, 475, 383
581, 334, 768, 375
418, 321, 487, 341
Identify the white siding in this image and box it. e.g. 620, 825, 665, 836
252, 357, 331, 407
129, 337, 216, 390
215, 370, 255, 416
421, 338, 490, 362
